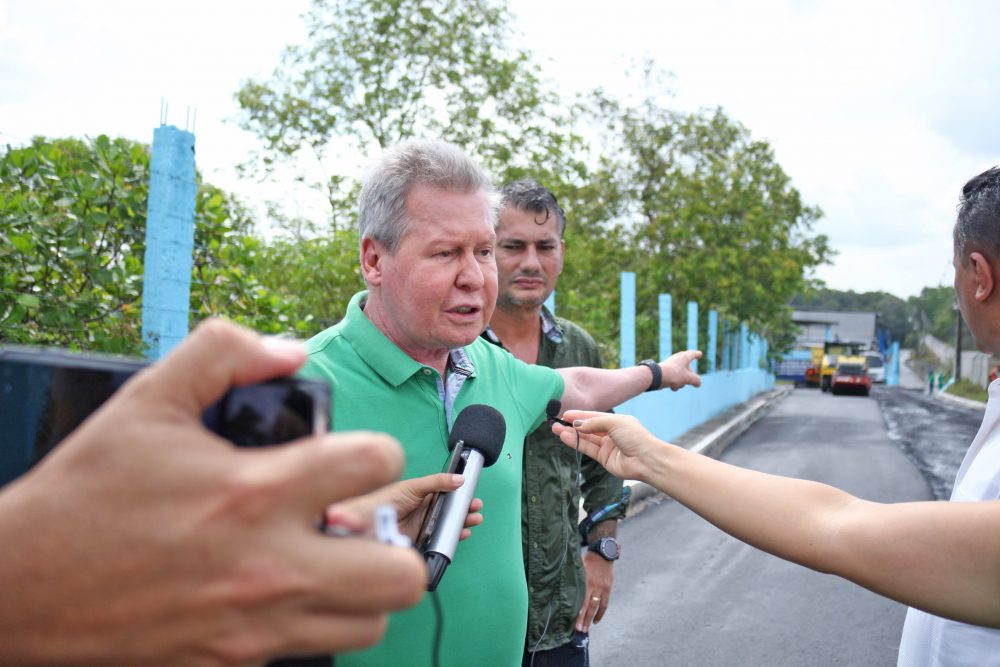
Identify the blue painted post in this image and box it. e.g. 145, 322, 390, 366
721, 320, 730, 371
731, 330, 738, 370
544, 291, 555, 315
707, 310, 718, 373
659, 294, 672, 360
620, 272, 636, 368
739, 323, 750, 369
141, 125, 196, 359
888, 340, 901, 386
687, 301, 698, 371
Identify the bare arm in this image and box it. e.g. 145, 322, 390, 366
554, 411, 1000, 628
558, 350, 702, 411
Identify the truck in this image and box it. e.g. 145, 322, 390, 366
820, 341, 867, 392
804, 345, 823, 388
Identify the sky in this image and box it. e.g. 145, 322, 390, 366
2, 0, 998, 300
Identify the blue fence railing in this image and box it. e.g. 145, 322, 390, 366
588, 272, 775, 442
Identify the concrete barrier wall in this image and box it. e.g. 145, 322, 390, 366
615, 368, 775, 442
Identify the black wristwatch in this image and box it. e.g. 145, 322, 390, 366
587, 536, 621, 562
638, 359, 662, 392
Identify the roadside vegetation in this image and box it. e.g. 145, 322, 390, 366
4, 0, 844, 363
945, 379, 988, 403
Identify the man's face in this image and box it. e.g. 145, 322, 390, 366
495, 205, 565, 310
370, 184, 498, 356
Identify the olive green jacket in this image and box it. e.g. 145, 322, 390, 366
483, 308, 628, 651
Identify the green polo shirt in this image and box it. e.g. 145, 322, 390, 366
301, 291, 564, 667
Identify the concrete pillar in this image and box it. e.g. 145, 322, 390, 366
141, 125, 196, 359
687, 301, 698, 371
659, 294, 672, 361
707, 310, 718, 373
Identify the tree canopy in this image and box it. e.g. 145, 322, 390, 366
0, 136, 293, 354
236, 0, 569, 226
4, 1, 839, 366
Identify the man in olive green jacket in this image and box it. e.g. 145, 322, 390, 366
485, 179, 634, 666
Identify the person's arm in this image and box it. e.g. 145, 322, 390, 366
0, 320, 427, 666
557, 350, 702, 412
577, 519, 618, 632
575, 453, 626, 632
553, 411, 1000, 629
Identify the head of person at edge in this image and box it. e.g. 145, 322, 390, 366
357, 141, 499, 373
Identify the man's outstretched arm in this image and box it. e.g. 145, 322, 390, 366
557, 349, 702, 412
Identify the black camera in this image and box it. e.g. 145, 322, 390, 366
0, 346, 331, 487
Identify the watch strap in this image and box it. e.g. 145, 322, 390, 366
587, 537, 621, 561
638, 359, 662, 392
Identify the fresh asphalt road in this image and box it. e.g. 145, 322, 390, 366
589, 386, 970, 666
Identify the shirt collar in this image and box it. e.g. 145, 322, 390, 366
340, 291, 477, 385
539, 305, 564, 343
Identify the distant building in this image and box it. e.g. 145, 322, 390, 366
791, 309, 878, 349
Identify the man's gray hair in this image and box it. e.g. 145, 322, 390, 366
358, 139, 497, 253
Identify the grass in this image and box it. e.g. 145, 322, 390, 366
945, 378, 988, 403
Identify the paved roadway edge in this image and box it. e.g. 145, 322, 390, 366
624, 385, 795, 516
935, 389, 988, 411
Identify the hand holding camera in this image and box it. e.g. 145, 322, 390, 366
0, 320, 427, 666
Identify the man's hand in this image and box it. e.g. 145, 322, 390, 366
324, 473, 485, 542
0, 320, 427, 667
660, 349, 702, 390
577, 551, 614, 632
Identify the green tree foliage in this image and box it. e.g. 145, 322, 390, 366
906, 285, 973, 348
0, 136, 292, 354
574, 86, 832, 365
1, 136, 148, 352
248, 222, 365, 335
235, 0, 567, 225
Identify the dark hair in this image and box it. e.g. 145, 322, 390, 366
498, 178, 566, 237
954, 166, 1000, 263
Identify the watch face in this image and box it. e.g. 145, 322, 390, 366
600, 538, 620, 560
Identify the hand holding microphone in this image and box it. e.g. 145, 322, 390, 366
418, 404, 506, 591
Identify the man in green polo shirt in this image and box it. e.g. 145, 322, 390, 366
302, 139, 701, 667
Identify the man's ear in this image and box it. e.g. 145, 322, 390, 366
360, 237, 386, 287
971, 251, 996, 302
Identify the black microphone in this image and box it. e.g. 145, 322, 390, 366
546, 399, 572, 427
422, 404, 505, 591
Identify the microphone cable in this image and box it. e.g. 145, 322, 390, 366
431, 590, 443, 667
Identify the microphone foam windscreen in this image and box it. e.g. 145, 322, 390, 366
546, 399, 562, 421
448, 404, 506, 467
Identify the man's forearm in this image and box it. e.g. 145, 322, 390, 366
557, 365, 652, 412
587, 519, 618, 541
557, 350, 701, 412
